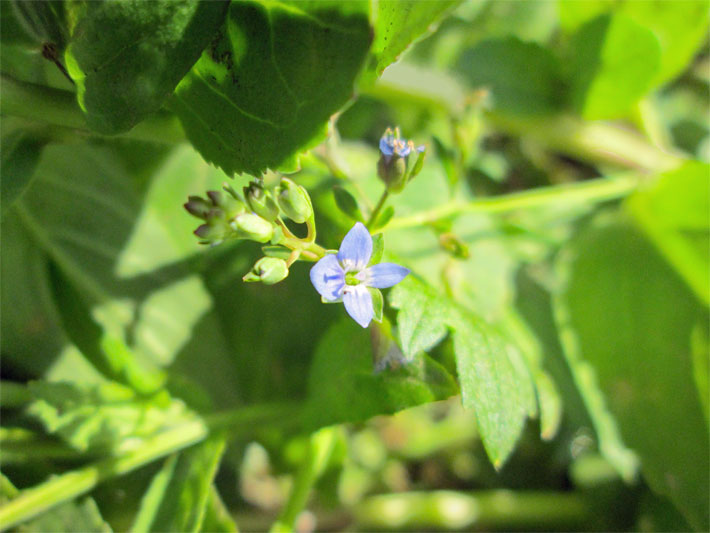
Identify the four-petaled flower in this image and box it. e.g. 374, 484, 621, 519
310, 222, 410, 328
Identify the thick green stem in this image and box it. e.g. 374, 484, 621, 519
0, 75, 184, 144
385, 173, 641, 231
270, 427, 338, 533
0, 403, 299, 531
366, 189, 390, 229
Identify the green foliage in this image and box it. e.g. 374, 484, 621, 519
457, 37, 563, 115
557, 214, 709, 530
303, 319, 458, 429
18, 497, 112, 533
362, 0, 462, 85
65, 0, 228, 134
559, 0, 710, 87
171, 0, 371, 175
390, 276, 537, 467
132, 437, 226, 532
25, 380, 191, 453
627, 161, 710, 305
1, 1, 709, 531
568, 14, 660, 120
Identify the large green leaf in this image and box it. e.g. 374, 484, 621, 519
568, 13, 660, 120
132, 437, 226, 533
361, 0, 461, 85
14, 143, 215, 369
457, 37, 563, 115
626, 161, 710, 306
65, 0, 228, 133
556, 214, 709, 530
390, 276, 537, 467
559, 0, 710, 88
25, 380, 191, 453
303, 318, 458, 430
171, 0, 372, 176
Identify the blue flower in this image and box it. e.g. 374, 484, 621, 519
310, 222, 410, 328
379, 127, 425, 163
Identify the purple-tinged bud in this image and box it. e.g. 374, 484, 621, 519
184, 196, 211, 219
244, 181, 280, 222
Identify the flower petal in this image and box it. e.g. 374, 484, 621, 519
337, 222, 372, 271
379, 134, 394, 156
358, 263, 410, 288
343, 285, 374, 328
309, 254, 345, 301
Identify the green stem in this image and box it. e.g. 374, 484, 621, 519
270, 427, 338, 533
0, 403, 300, 531
366, 189, 390, 229
385, 173, 641, 231
0, 75, 184, 144
354, 490, 592, 531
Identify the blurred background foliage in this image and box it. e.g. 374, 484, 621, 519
1, 0, 708, 531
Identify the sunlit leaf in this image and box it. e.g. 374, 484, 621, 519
569, 14, 660, 119
171, 0, 372, 175
390, 276, 536, 467
65, 0, 228, 133
132, 437, 226, 533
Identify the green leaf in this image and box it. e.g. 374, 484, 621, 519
569, 14, 661, 119
333, 186, 364, 221
65, 0, 228, 133
457, 37, 563, 116
25, 380, 192, 453
3, 0, 67, 47
171, 0, 372, 176
370, 205, 394, 231
199, 486, 238, 533
626, 161, 710, 305
559, 0, 710, 88
369, 233, 384, 265
390, 276, 537, 467
368, 287, 383, 322
15, 143, 216, 369
18, 497, 112, 533
556, 214, 709, 530
0, 125, 47, 217
361, 0, 461, 85
132, 436, 226, 533
303, 318, 458, 430
48, 262, 165, 394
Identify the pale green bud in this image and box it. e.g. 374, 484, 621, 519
230, 213, 273, 242
276, 178, 312, 224
242, 257, 289, 285
244, 181, 279, 222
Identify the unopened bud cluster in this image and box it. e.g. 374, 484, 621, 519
185, 177, 315, 285
377, 127, 426, 193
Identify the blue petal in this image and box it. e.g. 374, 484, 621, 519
343, 285, 374, 328
337, 222, 372, 271
395, 141, 411, 158
379, 135, 394, 156
358, 263, 410, 288
309, 254, 345, 301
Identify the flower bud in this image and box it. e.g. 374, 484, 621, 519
243, 257, 289, 285
276, 178, 312, 224
230, 213, 274, 242
184, 196, 212, 219
194, 219, 228, 244
206, 189, 245, 220
244, 181, 279, 222
377, 155, 408, 192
